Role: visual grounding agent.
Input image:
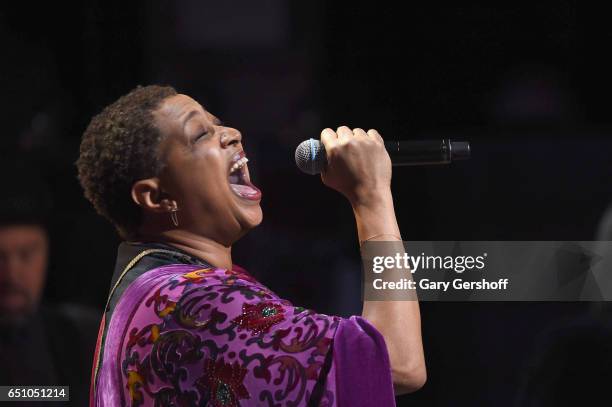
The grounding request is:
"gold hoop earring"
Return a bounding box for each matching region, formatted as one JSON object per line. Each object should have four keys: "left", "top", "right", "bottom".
{"left": 170, "top": 206, "right": 179, "bottom": 227}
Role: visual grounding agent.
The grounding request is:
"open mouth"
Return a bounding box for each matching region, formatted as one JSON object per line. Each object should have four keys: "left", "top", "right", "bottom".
{"left": 228, "top": 152, "right": 262, "bottom": 201}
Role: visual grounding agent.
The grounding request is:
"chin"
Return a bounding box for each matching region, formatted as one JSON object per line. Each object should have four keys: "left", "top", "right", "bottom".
{"left": 243, "top": 205, "right": 263, "bottom": 229}
{"left": 235, "top": 204, "right": 263, "bottom": 234}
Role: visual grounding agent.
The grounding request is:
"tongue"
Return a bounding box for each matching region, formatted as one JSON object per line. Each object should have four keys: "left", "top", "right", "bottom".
{"left": 230, "top": 183, "right": 260, "bottom": 199}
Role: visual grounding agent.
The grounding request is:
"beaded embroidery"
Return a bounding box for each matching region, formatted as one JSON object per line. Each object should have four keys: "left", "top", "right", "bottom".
{"left": 231, "top": 302, "right": 285, "bottom": 335}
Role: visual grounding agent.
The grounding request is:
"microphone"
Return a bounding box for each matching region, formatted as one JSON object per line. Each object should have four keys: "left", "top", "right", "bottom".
{"left": 295, "top": 138, "right": 471, "bottom": 175}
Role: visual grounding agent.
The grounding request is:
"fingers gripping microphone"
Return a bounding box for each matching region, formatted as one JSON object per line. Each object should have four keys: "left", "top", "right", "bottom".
{"left": 295, "top": 139, "right": 471, "bottom": 175}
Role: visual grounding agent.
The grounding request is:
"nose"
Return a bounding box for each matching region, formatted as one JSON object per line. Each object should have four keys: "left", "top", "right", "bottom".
{"left": 220, "top": 127, "right": 242, "bottom": 148}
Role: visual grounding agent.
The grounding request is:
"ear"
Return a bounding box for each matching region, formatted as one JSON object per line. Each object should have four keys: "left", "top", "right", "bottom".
{"left": 131, "top": 178, "right": 174, "bottom": 213}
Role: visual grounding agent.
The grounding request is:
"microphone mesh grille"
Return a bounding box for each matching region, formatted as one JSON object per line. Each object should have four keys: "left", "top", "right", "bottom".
{"left": 295, "top": 139, "right": 326, "bottom": 175}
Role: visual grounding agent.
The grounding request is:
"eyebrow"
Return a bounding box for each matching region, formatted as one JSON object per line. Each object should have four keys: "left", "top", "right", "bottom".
{"left": 182, "top": 110, "right": 203, "bottom": 128}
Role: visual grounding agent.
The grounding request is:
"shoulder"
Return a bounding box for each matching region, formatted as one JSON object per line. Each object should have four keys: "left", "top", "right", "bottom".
{"left": 114, "top": 265, "right": 342, "bottom": 405}
{"left": 132, "top": 264, "right": 340, "bottom": 338}
{"left": 118, "top": 264, "right": 296, "bottom": 341}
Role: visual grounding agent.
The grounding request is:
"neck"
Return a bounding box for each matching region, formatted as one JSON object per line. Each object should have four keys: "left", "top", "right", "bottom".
{"left": 137, "top": 229, "right": 233, "bottom": 270}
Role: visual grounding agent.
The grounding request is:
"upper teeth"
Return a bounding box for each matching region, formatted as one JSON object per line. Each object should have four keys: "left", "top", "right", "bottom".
{"left": 230, "top": 157, "right": 248, "bottom": 174}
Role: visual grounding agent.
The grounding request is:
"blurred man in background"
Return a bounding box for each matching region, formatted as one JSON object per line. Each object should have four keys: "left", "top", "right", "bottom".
{"left": 0, "top": 157, "right": 99, "bottom": 405}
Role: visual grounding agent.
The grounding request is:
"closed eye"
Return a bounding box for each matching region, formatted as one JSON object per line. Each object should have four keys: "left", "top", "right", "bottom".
{"left": 195, "top": 131, "right": 210, "bottom": 142}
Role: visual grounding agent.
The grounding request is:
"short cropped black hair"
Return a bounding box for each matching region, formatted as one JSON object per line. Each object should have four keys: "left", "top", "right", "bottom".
{"left": 76, "top": 85, "right": 177, "bottom": 239}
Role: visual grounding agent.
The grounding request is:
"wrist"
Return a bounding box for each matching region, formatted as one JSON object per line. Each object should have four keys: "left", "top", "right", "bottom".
{"left": 350, "top": 187, "right": 393, "bottom": 212}
{"left": 351, "top": 188, "right": 400, "bottom": 240}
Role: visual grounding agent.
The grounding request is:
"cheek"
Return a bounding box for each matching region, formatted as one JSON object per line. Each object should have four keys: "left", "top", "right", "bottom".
{"left": 26, "top": 252, "right": 47, "bottom": 280}
{"left": 168, "top": 152, "right": 227, "bottom": 198}
{"left": 173, "top": 161, "right": 237, "bottom": 223}
{"left": 19, "top": 254, "right": 47, "bottom": 295}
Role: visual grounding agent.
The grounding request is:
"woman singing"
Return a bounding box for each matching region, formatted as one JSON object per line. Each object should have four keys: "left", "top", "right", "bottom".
{"left": 77, "top": 85, "right": 425, "bottom": 406}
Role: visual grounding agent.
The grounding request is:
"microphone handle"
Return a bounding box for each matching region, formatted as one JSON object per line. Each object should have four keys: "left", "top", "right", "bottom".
{"left": 384, "top": 139, "right": 468, "bottom": 166}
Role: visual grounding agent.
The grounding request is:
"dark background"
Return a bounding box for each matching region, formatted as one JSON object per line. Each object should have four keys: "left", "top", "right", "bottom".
{"left": 2, "top": 1, "right": 611, "bottom": 405}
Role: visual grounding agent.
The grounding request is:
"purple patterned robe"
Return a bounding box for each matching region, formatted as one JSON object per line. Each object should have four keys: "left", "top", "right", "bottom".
{"left": 92, "top": 264, "right": 395, "bottom": 406}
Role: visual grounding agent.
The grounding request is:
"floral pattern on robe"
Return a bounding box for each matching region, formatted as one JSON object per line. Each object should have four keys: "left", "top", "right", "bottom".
{"left": 93, "top": 264, "right": 395, "bottom": 407}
